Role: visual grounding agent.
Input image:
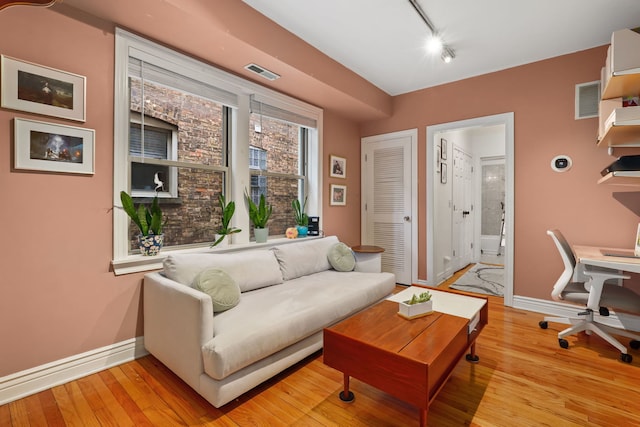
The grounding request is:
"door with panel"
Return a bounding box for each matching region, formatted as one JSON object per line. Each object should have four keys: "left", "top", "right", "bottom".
{"left": 361, "top": 131, "right": 414, "bottom": 285}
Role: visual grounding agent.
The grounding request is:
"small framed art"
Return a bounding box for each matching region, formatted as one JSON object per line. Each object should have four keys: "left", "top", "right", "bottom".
{"left": 14, "top": 118, "right": 95, "bottom": 175}
{"left": 1, "top": 55, "right": 86, "bottom": 122}
{"left": 330, "top": 155, "right": 346, "bottom": 178}
{"left": 330, "top": 184, "right": 347, "bottom": 206}
{"left": 440, "top": 162, "right": 447, "bottom": 184}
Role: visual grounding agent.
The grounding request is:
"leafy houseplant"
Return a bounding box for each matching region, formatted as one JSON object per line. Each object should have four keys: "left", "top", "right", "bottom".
{"left": 211, "top": 194, "right": 241, "bottom": 247}
{"left": 292, "top": 197, "right": 309, "bottom": 237}
{"left": 120, "top": 191, "right": 165, "bottom": 256}
{"left": 399, "top": 291, "right": 433, "bottom": 319}
{"left": 245, "top": 191, "right": 272, "bottom": 243}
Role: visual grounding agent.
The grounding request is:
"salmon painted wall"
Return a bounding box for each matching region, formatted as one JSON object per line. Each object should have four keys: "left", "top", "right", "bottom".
{"left": 0, "top": 7, "right": 361, "bottom": 377}
{"left": 361, "top": 47, "right": 640, "bottom": 298}
{"left": 322, "top": 109, "right": 362, "bottom": 247}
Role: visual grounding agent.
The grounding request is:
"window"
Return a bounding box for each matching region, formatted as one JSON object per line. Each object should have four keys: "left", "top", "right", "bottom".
{"left": 129, "top": 114, "right": 177, "bottom": 197}
{"left": 113, "top": 29, "right": 322, "bottom": 274}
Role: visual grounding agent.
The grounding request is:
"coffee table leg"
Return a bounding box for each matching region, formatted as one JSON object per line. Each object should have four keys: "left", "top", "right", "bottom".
{"left": 339, "top": 373, "right": 355, "bottom": 402}
{"left": 420, "top": 407, "right": 427, "bottom": 427}
{"left": 465, "top": 341, "right": 480, "bottom": 363}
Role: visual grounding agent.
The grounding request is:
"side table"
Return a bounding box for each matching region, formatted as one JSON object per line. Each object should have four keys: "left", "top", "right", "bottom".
{"left": 351, "top": 245, "right": 384, "bottom": 273}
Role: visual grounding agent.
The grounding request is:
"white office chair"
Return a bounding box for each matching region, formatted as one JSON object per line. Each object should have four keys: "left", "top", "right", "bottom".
{"left": 539, "top": 229, "right": 640, "bottom": 363}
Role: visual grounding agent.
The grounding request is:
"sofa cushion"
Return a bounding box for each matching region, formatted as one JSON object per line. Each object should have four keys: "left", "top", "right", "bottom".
{"left": 202, "top": 269, "right": 396, "bottom": 380}
{"left": 163, "top": 250, "right": 283, "bottom": 292}
{"left": 327, "top": 242, "right": 356, "bottom": 272}
{"left": 271, "top": 236, "right": 339, "bottom": 281}
{"left": 193, "top": 268, "right": 241, "bottom": 313}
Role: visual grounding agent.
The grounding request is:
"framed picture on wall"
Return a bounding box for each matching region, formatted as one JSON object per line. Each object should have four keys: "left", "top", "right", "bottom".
{"left": 1, "top": 55, "right": 86, "bottom": 122}
{"left": 14, "top": 118, "right": 95, "bottom": 174}
{"left": 330, "top": 184, "right": 347, "bottom": 206}
{"left": 440, "top": 138, "right": 447, "bottom": 160}
{"left": 440, "top": 162, "right": 447, "bottom": 184}
{"left": 330, "top": 155, "right": 346, "bottom": 178}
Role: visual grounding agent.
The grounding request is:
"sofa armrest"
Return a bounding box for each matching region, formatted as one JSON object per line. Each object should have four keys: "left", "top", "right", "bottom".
{"left": 144, "top": 271, "right": 214, "bottom": 390}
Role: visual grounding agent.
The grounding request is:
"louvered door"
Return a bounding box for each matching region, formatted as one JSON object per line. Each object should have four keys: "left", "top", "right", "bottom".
{"left": 362, "top": 136, "right": 412, "bottom": 284}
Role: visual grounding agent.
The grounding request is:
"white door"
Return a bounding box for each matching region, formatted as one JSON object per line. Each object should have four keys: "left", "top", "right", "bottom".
{"left": 362, "top": 131, "right": 415, "bottom": 285}
{"left": 452, "top": 146, "right": 474, "bottom": 271}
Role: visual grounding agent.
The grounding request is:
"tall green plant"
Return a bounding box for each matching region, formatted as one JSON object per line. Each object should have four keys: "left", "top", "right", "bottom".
{"left": 211, "top": 194, "right": 241, "bottom": 247}
{"left": 292, "top": 197, "right": 308, "bottom": 226}
{"left": 120, "top": 191, "right": 164, "bottom": 237}
{"left": 245, "top": 191, "right": 272, "bottom": 229}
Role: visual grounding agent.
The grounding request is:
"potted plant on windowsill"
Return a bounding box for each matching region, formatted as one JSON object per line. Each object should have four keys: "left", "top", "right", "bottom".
{"left": 211, "top": 194, "right": 241, "bottom": 247}
{"left": 398, "top": 291, "right": 433, "bottom": 319}
{"left": 120, "top": 191, "right": 165, "bottom": 256}
{"left": 245, "top": 191, "right": 272, "bottom": 243}
{"left": 292, "top": 196, "right": 309, "bottom": 238}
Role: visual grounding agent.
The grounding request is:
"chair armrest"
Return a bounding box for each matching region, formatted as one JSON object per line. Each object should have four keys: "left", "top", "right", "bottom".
{"left": 582, "top": 268, "right": 630, "bottom": 311}
{"left": 143, "top": 272, "right": 214, "bottom": 390}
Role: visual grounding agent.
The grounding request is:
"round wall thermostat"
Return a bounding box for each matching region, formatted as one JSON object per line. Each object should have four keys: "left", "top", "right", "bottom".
{"left": 551, "top": 155, "right": 572, "bottom": 172}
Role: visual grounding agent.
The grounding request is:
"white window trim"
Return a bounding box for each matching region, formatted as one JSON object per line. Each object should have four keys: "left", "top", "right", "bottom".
{"left": 112, "top": 28, "right": 323, "bottom": 275}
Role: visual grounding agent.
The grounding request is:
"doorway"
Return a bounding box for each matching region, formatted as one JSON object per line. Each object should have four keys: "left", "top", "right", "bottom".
{"left": 426, "top": 113, "right": 514, "bottom": 306}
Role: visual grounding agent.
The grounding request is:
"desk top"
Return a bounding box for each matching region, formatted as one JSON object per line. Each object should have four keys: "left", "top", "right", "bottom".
{"left": 573, "top": 245, "right": 640, "bottom": 274}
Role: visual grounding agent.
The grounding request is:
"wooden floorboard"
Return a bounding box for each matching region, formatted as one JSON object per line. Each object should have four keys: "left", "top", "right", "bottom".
{"left": 4, "top": 268, "right": 640, "bottom": 426}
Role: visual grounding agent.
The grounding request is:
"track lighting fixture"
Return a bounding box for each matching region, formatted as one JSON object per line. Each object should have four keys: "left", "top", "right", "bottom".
{"left": 407, "top": 0, "right": 455, "bottom": 63}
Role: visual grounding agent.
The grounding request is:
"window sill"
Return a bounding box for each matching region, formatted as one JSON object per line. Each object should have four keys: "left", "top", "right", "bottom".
{"left": 110, "top": 235, "right": 321, "bottom": 276}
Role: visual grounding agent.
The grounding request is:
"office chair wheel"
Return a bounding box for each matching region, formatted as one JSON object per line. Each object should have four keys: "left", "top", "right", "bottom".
{"left": 539, "top": 321, "right": 548, "bottom": 329}
{"left": 620, "top": 353, "right": 633, "bottom": 363}
{"left": 599, "top": 307, "right": 610, "bottom": 316}
{"left": 630, "top": 340, "right": 640, "bottom": 350}
{"left": 558, "top": 338, "right": 569, "bottom": 349}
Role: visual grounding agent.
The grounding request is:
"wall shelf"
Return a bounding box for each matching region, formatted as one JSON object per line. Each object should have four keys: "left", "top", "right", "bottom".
{"left": 601, "top": 29, "right": 640, "bottom": 99}
{"left": 597, "top": 107, "right": 640, "bottom": 147}
{"left": 598, "top": 171, "right": 640, "bottom": 185}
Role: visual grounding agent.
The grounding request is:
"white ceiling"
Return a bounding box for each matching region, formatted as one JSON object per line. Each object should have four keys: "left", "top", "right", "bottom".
{"left": 243, "top": 0, "right": 640, "bottom": 96}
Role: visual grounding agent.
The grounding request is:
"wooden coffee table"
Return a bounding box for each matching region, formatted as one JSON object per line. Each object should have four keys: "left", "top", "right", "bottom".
{"left": 323, "top": 288, "right": 487, "bottom": 427}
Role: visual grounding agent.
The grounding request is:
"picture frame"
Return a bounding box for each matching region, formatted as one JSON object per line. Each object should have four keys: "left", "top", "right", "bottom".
{"left": 330, "top": 184, "right": 347, "bottom": 206}
{"left": 330, "top": 155, "right": 346, "bottom": 178}
{"left": 440, "top": 138, "right": 447, "bottom": 160}
{"left": 14, "top": 118, "right": 95, "bottom": 175}
{"left": 440, "top": 162, "right": 447, "bottom": 184}
{"left": 1, "top": 55, "right": 86, "bottom": 122}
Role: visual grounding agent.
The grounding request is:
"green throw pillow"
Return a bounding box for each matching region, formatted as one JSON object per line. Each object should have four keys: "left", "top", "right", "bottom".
{"left": 327, "top": 242, "right": 356, "bottom": 272}
{"left": 193, "top": 268, "right": 241, "bottom": 313}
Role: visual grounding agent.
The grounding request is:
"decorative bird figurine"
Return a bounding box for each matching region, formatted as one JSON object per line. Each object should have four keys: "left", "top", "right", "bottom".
{"left": 154, "top": 172, "right": 165, "bottom": 192}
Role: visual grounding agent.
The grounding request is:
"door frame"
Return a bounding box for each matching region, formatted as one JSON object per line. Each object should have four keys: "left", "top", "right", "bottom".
{"left": 426, "top": 113, "right": 514, "bottom": 307}
{"left": 361, "top": 128, "right": 418, "bottom": 285}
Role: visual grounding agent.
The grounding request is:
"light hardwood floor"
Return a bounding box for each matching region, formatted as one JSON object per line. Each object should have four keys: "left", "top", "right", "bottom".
{"left": 3, "top": 270, "right": 640, "bottom": 426}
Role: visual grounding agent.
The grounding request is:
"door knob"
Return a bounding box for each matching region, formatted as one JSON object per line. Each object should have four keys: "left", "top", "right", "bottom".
{"left": 462, "top": 211, "right": 470, "bottom": 217}
{"left": 404, "top": 216, "right": 411, "bottom": 222}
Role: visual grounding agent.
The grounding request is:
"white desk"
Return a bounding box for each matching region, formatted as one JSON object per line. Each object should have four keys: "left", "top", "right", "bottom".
{"left": 573, "top": 245, "right": 640, "bottom": 274}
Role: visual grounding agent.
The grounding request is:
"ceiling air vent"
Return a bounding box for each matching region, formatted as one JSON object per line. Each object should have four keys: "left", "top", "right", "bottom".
{"left": 244, "top": 63, "right": 280, "bottom": 81}
{"left": 575, "top": 81, "right": 600, "bottom": 120}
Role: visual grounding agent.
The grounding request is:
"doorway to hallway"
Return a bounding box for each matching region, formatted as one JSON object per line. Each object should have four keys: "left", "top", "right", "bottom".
{"left": 426, "top": 113, "right": 514, "bottom": 307}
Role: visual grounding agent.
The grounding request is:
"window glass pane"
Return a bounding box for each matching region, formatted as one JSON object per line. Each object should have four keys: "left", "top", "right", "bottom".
{"left": 130, "top": 77, "right": 224, "bottom": 167}
{"left": 126, "top": 165, "right": 225, "bottom": 253}
{"left": 131, "top": 163, "right": 170, "bottom": 193}
{"left": 130, "top": 124, "right": 169, "bottom": 159}
{"left": 248, "top": 175, "right": 302, "bottom": 237}
{"left": 249, "top": 113, "right": 299, "bottom": 175}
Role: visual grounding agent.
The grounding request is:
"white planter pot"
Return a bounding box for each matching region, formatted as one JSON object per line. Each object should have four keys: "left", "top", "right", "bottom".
{"left": 254, "top": 227, "right": 269, "bottom": 243}
{"left": 398, "top": 299, "right": 433, "bottom": 319}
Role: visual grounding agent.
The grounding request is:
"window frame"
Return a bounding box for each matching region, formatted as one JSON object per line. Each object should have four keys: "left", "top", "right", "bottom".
{"left": 112, "top": 28, "right": 323, "bottom": 275}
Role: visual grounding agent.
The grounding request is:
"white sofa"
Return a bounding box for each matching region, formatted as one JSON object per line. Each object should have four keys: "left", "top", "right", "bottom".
{"left": 143, "top": 236, "right": 396, "bottom": 407}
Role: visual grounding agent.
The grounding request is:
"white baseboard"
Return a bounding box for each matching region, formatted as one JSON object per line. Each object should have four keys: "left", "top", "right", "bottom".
{"left": 0, "top": 336, "right": 148, "bottom": 405}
